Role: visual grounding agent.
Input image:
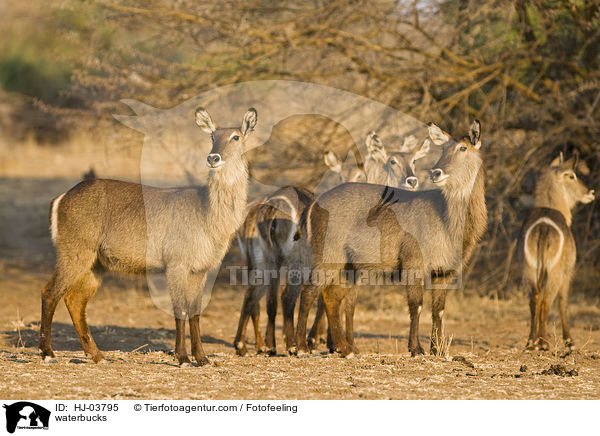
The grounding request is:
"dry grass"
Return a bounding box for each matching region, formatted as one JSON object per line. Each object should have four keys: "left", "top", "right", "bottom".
{"left": 0, "top": 128, "right": 142, "bottom": 180}
{"left": 2, "top": 275, "right": 600, "bottom": 400}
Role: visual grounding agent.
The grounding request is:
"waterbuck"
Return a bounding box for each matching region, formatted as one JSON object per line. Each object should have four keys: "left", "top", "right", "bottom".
{"left": 233, "top": 133, "right": 431, "bottom": 356}
{"left": 295, "top": 121, "right": 487, "bottom": 357}
{"left": 233, "top": 150, "right": 366, "bottom": 356}
{"left": 40, "top": 107, "right": 257, "bottom": 366}
{"left": 233, "top": 186, "right": 315, "bottom": 356}
{"left": 518, "top": 152, "right": 594, "bottom": 351}
{"left": 306, "top": 133, "right": 432, "bottom": 352}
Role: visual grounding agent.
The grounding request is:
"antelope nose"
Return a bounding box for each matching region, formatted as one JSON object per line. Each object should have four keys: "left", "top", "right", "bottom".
{"left": 406, "top": 177, "right": 418, "bottom": 188}
{"left": 206, "top": 153, "right": 222, "bottom": 168}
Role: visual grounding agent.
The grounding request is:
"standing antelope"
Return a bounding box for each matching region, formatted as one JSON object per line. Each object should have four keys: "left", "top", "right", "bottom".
{"left": 306, "top": 133, "right": 432, "bottom": 352}
{"left": 233, "top": 150, "right": 365, "bottom": 356}
{"left": 233, "top": 186, "right": 315, "bottom": 356}
{"left": 234, "top": 133, "right": 430, "bottom": 357}
{"left": 40, "top": 107, "right": 257, "bottom": 366}
{"left": 295, "top": 121, "right": 487, "bottom": 357}
{"left": 518, "top": 153, "right": 594, "bottom": 351}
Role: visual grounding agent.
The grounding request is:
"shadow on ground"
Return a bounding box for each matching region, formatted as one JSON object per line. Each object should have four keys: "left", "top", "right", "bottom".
{"left": 2, "top": 322, "right": 231, "bottom": 353}
{"left": 354, "top": 331, "right": 489, "bottom": 347}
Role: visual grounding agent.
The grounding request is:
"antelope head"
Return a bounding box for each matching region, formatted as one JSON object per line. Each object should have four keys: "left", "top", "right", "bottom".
{"left": 384, "top": 135, "right": 431, "bottom": 190}
{"left": 323, "top": 151, "right": 367, "bottom": 183}
{"left": 429, "top": 120, "right": 483, "bottom": 197}
{"left": 195, "top": 107, "right": 257, "bottom": 171}
{"left": 546, "top": 152, "right": 595, "bottom": 207}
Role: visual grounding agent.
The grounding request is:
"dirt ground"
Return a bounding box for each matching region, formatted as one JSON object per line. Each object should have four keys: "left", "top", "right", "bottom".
{"left": 1, "top": 177, "right": 600, "bottom": 400}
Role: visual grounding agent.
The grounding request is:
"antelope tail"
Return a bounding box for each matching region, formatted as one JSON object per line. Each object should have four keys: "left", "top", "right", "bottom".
{"left": 524, "top": 217, "right": 564, "bottom": 295}
{"left": 535, "top": 234, "right": 548, "bottom": 295}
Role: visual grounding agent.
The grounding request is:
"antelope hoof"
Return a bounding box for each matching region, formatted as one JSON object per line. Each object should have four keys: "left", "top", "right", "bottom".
{"left": 287, "top": 346, "right": 297, "bottom": 356}
{"left": 410, "top": 344, "right": 425, "bottom": 357}
{"left": 178, "top": 356, "right": 192, "bottom": 367}
{"left": 235, "top": 343, "right": 248, "bottom": 357}
{"left": 266, "top": 348, "right": 277, "bottom": 357}
{"left": 296, "top": 344, "right": 310, "bottom": 357}
{"left": 307, "top": 337, "right": 318, "bottom": 351}
{"left": 565, "top": 339, "right": 575, "bottom": 351}
{"left": 525, "top": 341, "right": 537, "bottom": 351}
{"left": 42, "top": 355, "right": 57, "bottom": 364}
{"left": 335, "top": 343, "right": 354, "bottom": 357}
{"left": 92, "top": 353, "right": 106, "bottom": 364}
{"left": 196, "top": 356, "right": 210, "bottom": 367}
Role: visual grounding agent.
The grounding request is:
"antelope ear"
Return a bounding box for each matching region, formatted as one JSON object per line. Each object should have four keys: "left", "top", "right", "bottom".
{"left": 195, "top": 107, "right": 216, "bottom": 133}
{"left": 365, "top": 131, "right": 384, "bottom": 152}
{"left": 241, "top": 108, "right": 258, "bottom": 137}
{"left": 324, "top": 151, "right": 342, "bottom": 174}
{"left": 413, "top": 139, "right": 431, "bottom": 162}
{"left": 399, "top": 135, "right": 418, "bottom": 153}
{"left": 428, "top": 123, "right": 451, "bottom": 145}
{"left": 365, "top": 131, "right": 387, "bottom": 163}
{"left": 577, "top": 158, "right": 590, "bottom": 176}
{"left": 550, "top": 152, "right": 564, "bottom": 169}
{"left": 572, "top": 151, "right": 580, "bottom": 171}
{"left": 469, "top": 120, "right": 481, "bottom": 149}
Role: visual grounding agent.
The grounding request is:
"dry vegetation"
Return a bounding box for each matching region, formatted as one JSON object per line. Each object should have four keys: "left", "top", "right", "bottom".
{"left": 0, "top": 0, "right": 599, "bottom": 399}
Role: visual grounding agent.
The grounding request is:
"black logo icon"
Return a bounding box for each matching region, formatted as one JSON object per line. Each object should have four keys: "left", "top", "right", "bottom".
{"left": 3, "top": 402, "right": 50, "bottom": 433}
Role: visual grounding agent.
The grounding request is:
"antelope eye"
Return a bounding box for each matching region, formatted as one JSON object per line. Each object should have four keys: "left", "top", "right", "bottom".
{"left": 232, "top": 135, "right": 240, "bottom": 141}
{"left": 569, "top": 174, "right": 575, "bottom": 180}
{"left": 459, "top": 146, "right": 467, "bottom": 152}
{"left": 390, "top": 158, "right": 397, "bottom": 165}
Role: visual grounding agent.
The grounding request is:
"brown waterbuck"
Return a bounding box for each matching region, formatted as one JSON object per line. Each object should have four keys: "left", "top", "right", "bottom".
{"left": 233, "top": 185, "right": 315, "bottom": 356}
{"left": 233, "top": 150, "right": 365, "bottom": 356}
{"left": 306, "top": 133, "right": 432, "bottom": 352}
{"left": 295, "top": 121, "right": 487, "bottom": 357}
{"left": 517, "top": 152, "right": 594, "bottom": 351}
{"left": 40, "top": 107, "right": 257, "bottom": 366}
{"left": 233, "top": 133, "right": 431, "bottom": 356}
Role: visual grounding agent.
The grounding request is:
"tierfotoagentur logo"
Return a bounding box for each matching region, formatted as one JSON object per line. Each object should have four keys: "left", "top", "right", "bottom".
{"left": 227, "top": 266, "right": 460, "bottom": 289}
{"left": 3, "top": 402, "right": 50, "bottom": 433}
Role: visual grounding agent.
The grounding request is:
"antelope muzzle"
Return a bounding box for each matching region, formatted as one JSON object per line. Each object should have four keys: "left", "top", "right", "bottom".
{"left": 206, "top": 153, "right": 224, "bottom": 169}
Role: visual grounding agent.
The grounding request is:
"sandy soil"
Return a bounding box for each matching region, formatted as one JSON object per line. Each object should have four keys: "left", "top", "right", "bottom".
{"left": 1, "top": 177, "right": 599, "bottom": 400}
